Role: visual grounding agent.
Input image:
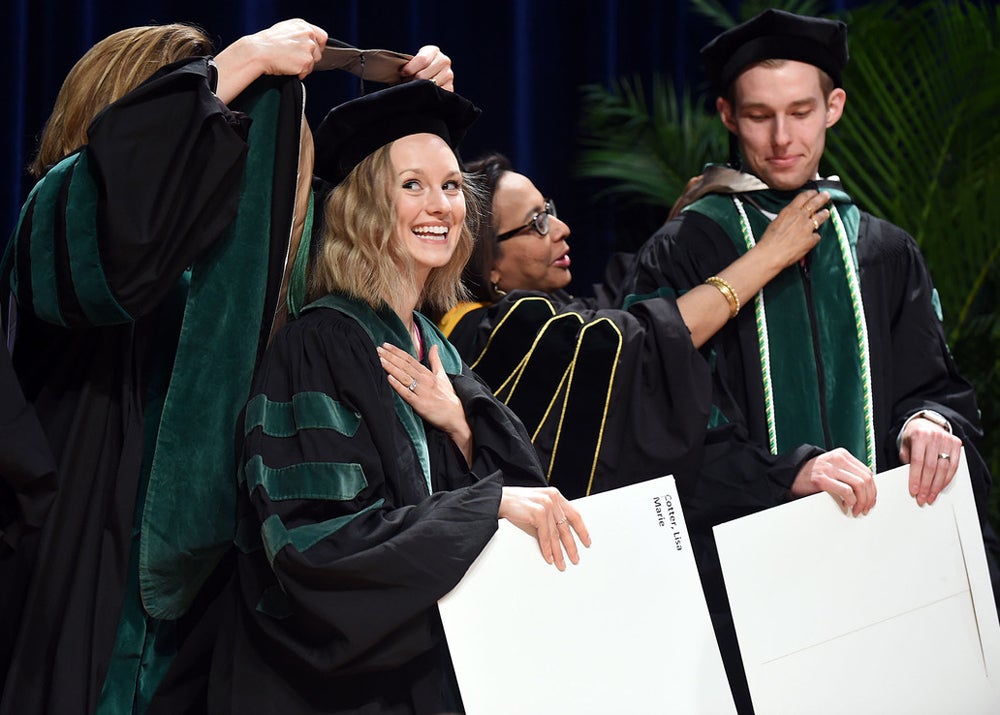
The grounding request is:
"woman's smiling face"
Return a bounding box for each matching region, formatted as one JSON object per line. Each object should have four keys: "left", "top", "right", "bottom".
{"left": 390, "top": 133, "right": 466, "bottom": 283}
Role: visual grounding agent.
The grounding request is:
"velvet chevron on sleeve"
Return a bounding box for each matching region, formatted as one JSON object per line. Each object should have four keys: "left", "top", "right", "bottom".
{"left": 443, "top": 289, "right": 712, "bottom": 499}
{"left": 6, "top": 60, "right": 250, "bottom": 329}
{"left": 0, "top": 60, "right": 304, "bottom": 715}
{"left": 210, "top": 296, "right": 544, "bottom": 715}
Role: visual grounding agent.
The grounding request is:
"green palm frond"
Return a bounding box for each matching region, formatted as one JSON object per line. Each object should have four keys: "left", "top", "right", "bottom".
{"left": 577, "top": 75, "right": 727, "bottom": 209}
{"left": 826, "top": 0, "right": 1000, "bottom": 345}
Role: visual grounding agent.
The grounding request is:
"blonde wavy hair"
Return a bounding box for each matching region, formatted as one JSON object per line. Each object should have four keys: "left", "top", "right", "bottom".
{"left": 31, "top": 24, "right": 213, "bottom": 177}
{"left": 310, "top": 142, "right": 481, "bottom": 314}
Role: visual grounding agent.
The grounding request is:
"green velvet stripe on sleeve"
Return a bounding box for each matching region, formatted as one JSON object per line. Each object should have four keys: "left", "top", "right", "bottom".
{"left": 4, "top": 166, "right": 46, "bottom": 302}
{"left": 25, "top": 154, "right": 77, "bottom": 326}
{"left": 63, "top": 151, "right": 132, "bottom": 325}
{"left": 244, "top": 391, "right": 361, "bottom": 438}
{"left": 244, "top": 454, "right": 368, "bottom": 502}
{"left": 621, "top": 285, "right": 679, "bottom": 311}
{"left": 260, "top": 499, "right": 385, "bottom": 566}
{"left": 17, "top": 151, "right": 131, "bottom": 327}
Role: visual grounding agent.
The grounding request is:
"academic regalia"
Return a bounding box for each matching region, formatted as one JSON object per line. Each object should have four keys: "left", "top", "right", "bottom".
{"left": 625, "top": 175, "right": 1000, "bottom": 713}
{"left": 0, "top": 58, "right": 306, "bottom": 714}
{"left": 0, "top": 323, "right": 57, "bottom": 682}
{"left": 441, "top": 288, "right": 712, "bottom": 499}
{"left": 208, "top": 294, "right": 545, "bottom": 714}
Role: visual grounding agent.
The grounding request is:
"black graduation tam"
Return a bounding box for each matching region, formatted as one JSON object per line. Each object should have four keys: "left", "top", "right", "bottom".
{"left": 313, "top": 80, "right": 481, "bottom": 185}
{"left": 701, "top": 9, "right": 848, "bottom": 94}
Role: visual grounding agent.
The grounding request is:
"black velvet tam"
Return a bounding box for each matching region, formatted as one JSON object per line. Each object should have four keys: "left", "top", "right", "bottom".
{"left": 313, "top": 80, "right": 481, "bottom": 185}
{"left": 701, "top": 8, "right": 848, "bottom": 94}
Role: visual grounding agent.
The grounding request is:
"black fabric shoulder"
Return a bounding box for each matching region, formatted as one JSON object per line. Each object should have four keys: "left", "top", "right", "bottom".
{"left": 856, "top": 212, "right": 920, "bottom": 265}
{"left": 263, "top": 308, "right": 381, "bottom": 387}
{"left": 451, "top": 370, "right": 545, "bottom": 488}
{"left": 627, "top": 211, "right": 739, "bottom": 296}
{"left": 86, "top": 58, "right": 250, "bottom": 317}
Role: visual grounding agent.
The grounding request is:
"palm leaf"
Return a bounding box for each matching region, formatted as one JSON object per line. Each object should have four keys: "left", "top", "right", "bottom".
{"left": 816, "top": 0, "right": 1000, "bottom": 533}
{"left": 827, "top": 0, "right": 1000, "bottom": 344}
{"left": 576, "top": 75, "right": 727, "bottom": 209}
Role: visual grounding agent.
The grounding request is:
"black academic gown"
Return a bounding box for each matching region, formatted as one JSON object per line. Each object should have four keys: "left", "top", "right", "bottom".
{"left": 0, "top": 59, "right": 303, "bottom": 714}
{"left": 0, "top": 323, "right": 57, "bottom": 681}
{"left": 207, "top": 294, "right": 545, "bottom": 714}
{"left": 444, "top": 288, "right": 711, "bottom": 499}
{"left": 627, "top": 198, "right": 1000, "bottom": 714}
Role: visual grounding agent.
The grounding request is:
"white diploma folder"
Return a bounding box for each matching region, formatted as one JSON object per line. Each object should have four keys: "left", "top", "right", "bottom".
{"left": 714, "top": 452, "right": 1000, "bottom": 713}
{"left": 438, "top": 475, "right": 736, "bottom": 715}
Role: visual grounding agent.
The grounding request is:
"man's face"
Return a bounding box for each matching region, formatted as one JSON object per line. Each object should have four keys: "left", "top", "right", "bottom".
{"left": 718, "top": 60, "right": 846, "bottom": 191}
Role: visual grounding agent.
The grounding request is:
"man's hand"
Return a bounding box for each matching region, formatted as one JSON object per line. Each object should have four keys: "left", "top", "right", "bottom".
{"left": 900, "top": 416, "right": 961, "bottom": 505}
{"left": 791, "top": 447, "right": 876, "bottom": 516}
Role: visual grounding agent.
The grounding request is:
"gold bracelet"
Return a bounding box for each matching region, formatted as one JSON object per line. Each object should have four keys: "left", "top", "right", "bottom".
{"left": 705, "top": 275, "right": 741, "bottom": 319}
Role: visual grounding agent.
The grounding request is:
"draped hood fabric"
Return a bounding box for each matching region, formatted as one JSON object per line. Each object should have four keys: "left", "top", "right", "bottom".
{"left": 0, "top": 59, "right": 306, "bottom": 714}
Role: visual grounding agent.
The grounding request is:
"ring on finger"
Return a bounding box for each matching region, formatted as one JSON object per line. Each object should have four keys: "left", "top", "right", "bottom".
{"left": 556, "top": 516, "right": 568, "bottom": 526}
{"left": 407, "top": 378, "right": 418, "bottom": 392}
{"left": 938, "top": 452, "right": 951, "bottom": 460}
{"left": 811, "top": 216, "right": 819, "bottom": 231}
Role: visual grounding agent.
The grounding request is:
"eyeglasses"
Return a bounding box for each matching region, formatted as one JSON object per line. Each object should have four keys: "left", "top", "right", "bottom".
{"left": 496, "top": 199, "right": 557, "bottom": 241}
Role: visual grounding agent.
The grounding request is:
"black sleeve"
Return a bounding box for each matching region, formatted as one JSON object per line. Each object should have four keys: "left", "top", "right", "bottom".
{"left": 581, "top": 294, "right": 713, "bottom": 494}
{"left": 0, "top": 325, "right": 56, "bottom": 551}
{"left": 235, "top": 312, "right": 513, "bottom": 676}
{"left": 867, "top": 218, "right": 985, "bottom": 450}
{"left": 451, "top": 368, "right": 547, "bottom": 489}
{"left": 625, "top": 213, "right": 734, "bottom": 297}
{"left": 860, "top": 215, "right": 992, "bottom": 510}
{"left": 9, "top": 58, "right": 250, "bottom": 327}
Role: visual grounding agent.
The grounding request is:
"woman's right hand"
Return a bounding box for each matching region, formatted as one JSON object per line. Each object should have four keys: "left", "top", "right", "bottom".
{"left": 677, "top": 190, "right": 832, "bottom": 348}
{"left": 242, "top": 18, "right": 328, "bottom": 79}
{"left": 755, "top": 189, "right": 830, "bottom": 268}
{"left": 214, "top": 19, "right": 328, "bottom": 103}
{"left": 499, "top": 486, "right": 591, "bottom": 571}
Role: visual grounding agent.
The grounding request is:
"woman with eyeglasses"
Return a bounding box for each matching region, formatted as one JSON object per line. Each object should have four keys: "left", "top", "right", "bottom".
{"left": 436, "top": 152, "right": 826, "bottom": 499}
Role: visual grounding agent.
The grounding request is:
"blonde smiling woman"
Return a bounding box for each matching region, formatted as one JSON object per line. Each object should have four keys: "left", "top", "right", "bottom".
{"left": 208, "top": 81, "right": 589, "bottom": 714}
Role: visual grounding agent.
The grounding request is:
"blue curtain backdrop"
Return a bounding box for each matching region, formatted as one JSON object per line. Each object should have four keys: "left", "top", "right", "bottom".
{"left": 2, "top": 0, "right": 853, "bottom": 292}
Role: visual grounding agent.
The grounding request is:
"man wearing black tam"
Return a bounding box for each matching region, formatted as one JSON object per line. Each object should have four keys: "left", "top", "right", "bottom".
{"left": 625, "top": 8, "right": 1000, "bottom": 713}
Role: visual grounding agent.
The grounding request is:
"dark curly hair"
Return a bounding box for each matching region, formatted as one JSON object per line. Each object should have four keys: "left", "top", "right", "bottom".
{"left": 461, "top": 152, "right": 514, "bottom": 303}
